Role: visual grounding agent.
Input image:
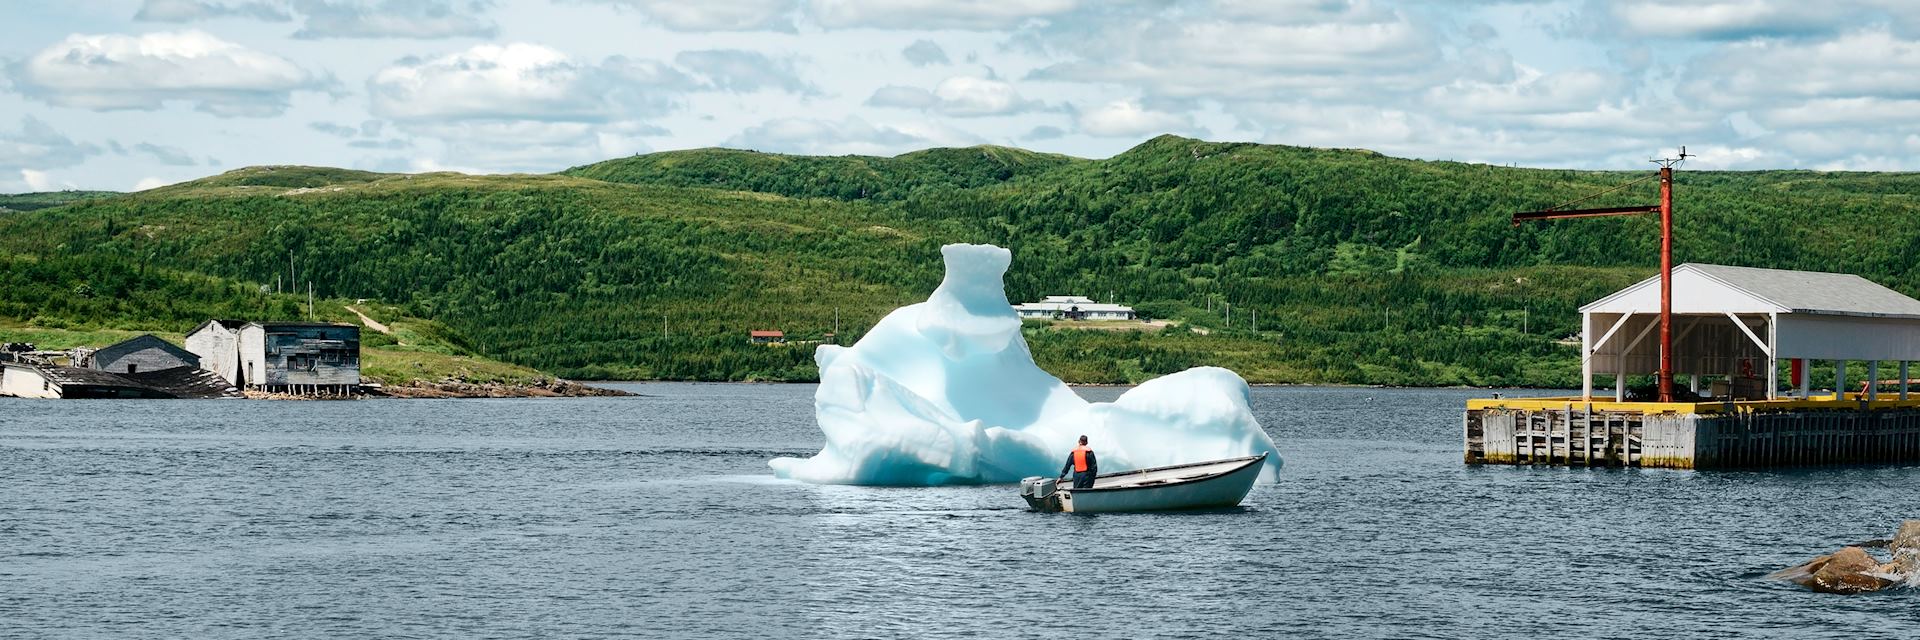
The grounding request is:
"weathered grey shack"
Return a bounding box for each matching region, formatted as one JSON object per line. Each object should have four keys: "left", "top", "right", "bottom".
{"left": 185, "top": 320, "right": 247, "bottom": 385}
{"left": 237, "top": 322, "right": 361, "bottom": 394}
{"left": 89, "top": 334, "right": 200, "bottom": 375}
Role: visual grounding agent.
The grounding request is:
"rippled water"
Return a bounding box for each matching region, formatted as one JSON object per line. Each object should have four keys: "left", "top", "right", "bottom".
{"left": 3, "top": 384, "right": 1915, "bottom": 638}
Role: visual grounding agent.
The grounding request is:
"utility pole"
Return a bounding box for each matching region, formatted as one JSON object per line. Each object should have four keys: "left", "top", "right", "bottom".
{"left": 1225, "top": 302, "right": 1231, "bottom": 328}
{"left": 662, "top": 312, "right": 668, "bottom": 339}
{"left": 1251, "top": 308, "right": 1257, "bottom": 332}
{"left": 1512, "top": 146, "right": 1690, "bottom": 402}
{"left": 307, "top": 281, "right": 314, "bottom": 321}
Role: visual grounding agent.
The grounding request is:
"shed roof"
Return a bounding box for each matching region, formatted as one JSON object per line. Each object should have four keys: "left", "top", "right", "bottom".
{"left": 5, "top": 363, "right": 154, "bottom": 389}
{"left": 188, "top": 319, "right": 248, "bottom": 336}
{"left": 750, "top": 330, "right": 785, "bottom": 337}
{"left": 92, "top": 334, "right": 199, "bottom": 369}
{"left": 1581, "top": 263, "right": 1920, "bottom": 320}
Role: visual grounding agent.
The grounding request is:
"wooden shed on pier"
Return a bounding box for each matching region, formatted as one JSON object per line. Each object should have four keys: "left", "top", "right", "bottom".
{"left": 1466, "top": 263, "right": 1920, "bottom": 470}
{"left": 237, "top": 322, "right": 361, "bottom": 394}
{"left": 1580, "top": 263, "right": 1920, "bottom": 402}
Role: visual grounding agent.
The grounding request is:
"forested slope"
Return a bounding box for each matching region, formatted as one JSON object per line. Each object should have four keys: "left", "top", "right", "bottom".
{"left": 5, "top": 137, "right": 1918, "bottom": 385}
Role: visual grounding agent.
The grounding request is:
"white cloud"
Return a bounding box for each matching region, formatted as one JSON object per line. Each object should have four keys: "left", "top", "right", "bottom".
{"left": 0, "top": 117, "right": 101, "bottom": 175}
{"left": 1425, "top": 67, "right": 1626, "bottom": 117}
{"left": 585, "top": 0, "right": 798, "bottom": 32}
{"left": 135, "top": 0, "right": 293, "bottom": 22}
{"left": 674, "top": 50, "right": 815, "bottom": 94}
{"left": 1077, "top": 100, "right": 1195, "bottom": 138}
{"left": 1681, "top": 27, "right": 1920, "bottom": 109}
{"left": 368, "top": 43, "right": 693, "bottom": 171}
{"left": 1754, "top": 98, "right": 1920, "bottom": 128}
{"left": 811, "top": 0, "right": 1079, "bottom": 30}
{"left": 723, "top": 116, "right": 980, "bottom": 156}
{"left": 1601, "top": 0, "right": 1858, "bottom": 40}
{"left": 9, "top": 31, "right": 324, "bottom": 116}
{"left": 134, "top": 142, "right": 201, "bottom": 166}
{"left": 293, "top": 0, "right": 497, "bottom": 39}
{"left": 867, "top": 76, "right": 1038, "bottom": 117}
{"left": 371, "top": 43, "right": 626, "bottom": 121}
{"left": 22, "top": 169, "right": 58, "bottom": 192}
{"left": 902, "top": 40, "right": 949, "bottom": 67}
{"left": 866, "top": 86, "right": 938, "bottom": 109}
{"left": 1028, "top": 8, "right": 1440, "bottom": 102}
{"left": 133, "top": 176, "right": 176, "bottom": 191}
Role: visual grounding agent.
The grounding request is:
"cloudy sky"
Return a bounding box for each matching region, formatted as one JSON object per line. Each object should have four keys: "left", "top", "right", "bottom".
{"left": 3, "top": 0, "right": 1918, "bottom": 192}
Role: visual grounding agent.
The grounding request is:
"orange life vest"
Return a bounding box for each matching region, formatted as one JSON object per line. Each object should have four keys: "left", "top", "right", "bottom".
{"left": 1072, "top": 445, "right": 1091, "bottom": 472}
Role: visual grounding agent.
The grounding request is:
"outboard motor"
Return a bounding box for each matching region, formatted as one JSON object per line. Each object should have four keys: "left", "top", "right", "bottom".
{"left": 1020, "top": 476, "right": 1061, "bottom": 512}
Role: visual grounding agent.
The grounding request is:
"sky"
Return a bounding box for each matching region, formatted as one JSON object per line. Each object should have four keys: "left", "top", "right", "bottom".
{"left": 2, "top": 0, "right": 1918, "bottom": 192}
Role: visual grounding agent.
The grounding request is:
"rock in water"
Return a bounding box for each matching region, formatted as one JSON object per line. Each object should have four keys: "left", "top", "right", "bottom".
{"left": 1891, "top": 520, "right": 1920, "bottom": 578}
{"left": 769, "top": 243, "right": 1283, "bottom": 485}
{"left": 1774, "top": 520, "right": 1920, "bottom": 594}
{"left": 1808, "top": 547, "right": 1894, "bottom": 595}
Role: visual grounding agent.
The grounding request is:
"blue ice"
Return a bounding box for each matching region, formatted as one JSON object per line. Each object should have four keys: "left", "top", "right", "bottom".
{"left": 769, "top": 244, "right": 1282, "bottom": 485}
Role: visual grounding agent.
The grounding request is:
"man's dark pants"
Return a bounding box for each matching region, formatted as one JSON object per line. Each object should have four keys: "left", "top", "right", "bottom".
{"left": 1072, "top": 471, "right": 1095, "bottom": 489}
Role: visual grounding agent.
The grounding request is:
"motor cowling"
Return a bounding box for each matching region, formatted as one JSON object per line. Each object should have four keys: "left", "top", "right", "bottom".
{"left": 1021, "top": 476, "right": 1057, "bottom": 499}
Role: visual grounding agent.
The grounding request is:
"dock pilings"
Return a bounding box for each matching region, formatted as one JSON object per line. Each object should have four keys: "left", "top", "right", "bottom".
{"left": 1465, "top": 400, "right": 1920, "bottom": 469}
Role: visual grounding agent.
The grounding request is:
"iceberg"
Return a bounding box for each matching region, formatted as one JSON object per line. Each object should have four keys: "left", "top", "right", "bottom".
{"left": 769, "top": 243, "right": 1282, "bottom": 486}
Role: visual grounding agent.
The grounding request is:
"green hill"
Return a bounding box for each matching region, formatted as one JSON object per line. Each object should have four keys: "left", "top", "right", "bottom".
{"left": 0, "top": 190, "right": 119, "bottom": 213}
{"left": 4, "top": 138, "right": 1918, "bottom": 386}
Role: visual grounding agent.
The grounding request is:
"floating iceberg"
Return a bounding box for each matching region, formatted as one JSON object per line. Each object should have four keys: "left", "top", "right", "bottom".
{"left": 769, "top": 244, "right": 1282, "bottom": 486}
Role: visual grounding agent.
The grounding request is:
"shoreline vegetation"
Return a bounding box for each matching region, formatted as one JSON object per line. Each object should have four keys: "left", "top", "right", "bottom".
{"left": 5, "top": 135, "right": 1918, "bottom": 391}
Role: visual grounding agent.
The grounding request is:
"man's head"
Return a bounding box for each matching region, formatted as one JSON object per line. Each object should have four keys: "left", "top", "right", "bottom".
{"left": 1078, "top": 435, "right": 1088, "bottom": 445}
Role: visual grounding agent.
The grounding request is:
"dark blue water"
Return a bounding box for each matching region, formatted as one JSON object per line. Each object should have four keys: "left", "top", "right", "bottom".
{"left": 2, "top": 385, "right": 1914, "bottom": 639}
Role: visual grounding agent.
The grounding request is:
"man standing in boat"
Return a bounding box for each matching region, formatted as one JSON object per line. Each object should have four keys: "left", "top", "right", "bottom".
{"left": 1061, "top": 436, "right": 1098, "bottom": 488}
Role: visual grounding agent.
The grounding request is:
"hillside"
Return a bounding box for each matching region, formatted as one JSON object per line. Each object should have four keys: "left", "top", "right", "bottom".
{"left": 4, "top": 137, "right": 1918, "bottom": 386}
{"left": 0, "top": 190, "right": 119, "bottom": 212}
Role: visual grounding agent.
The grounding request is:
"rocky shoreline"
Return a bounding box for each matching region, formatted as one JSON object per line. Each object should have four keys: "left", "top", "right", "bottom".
{"left": 242, "top": 379, "right": 631, "bottom": 400}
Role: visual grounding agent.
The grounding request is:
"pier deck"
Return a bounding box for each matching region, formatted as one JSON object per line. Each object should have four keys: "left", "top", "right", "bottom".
{"left": 1464, "top": 395, "right": 1920, "bottom": 469}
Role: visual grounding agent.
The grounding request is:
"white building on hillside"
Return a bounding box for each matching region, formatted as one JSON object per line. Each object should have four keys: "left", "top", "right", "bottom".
{"left": 1012, "top": 295, "right": 1137, "bottom": 321}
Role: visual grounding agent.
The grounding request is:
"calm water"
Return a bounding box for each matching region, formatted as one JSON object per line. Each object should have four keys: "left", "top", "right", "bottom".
{"left": 2, "top": 385, "right": 1914, "bottom": 639}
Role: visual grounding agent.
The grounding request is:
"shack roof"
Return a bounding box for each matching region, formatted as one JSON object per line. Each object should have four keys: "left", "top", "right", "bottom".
{"left": 245, "top": 322, "right": 358, "bottom": 329}
{"left": 1581, "top": 263, "right": 1920, "bottom": 320}
{"left": 93, "top": 334, "right": 199, "bottom": 369}
{"left": 188, "top": 319, "right": 248, "bottom": 336}
{"left": 750, "top": 330, "right": 785, "bottom": 337}
{"left": 5, "top": 363, "right": 151, "bottom": 388}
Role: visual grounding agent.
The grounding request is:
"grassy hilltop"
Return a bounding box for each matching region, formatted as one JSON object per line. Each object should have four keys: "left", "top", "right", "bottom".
{"left": 4, "top": 136, "right": 1919, "bottom": 386}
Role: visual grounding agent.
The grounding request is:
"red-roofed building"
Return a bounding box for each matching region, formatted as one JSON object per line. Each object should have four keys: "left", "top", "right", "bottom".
{"left": 749, "top": 330, "right": 786, "bottom": 345}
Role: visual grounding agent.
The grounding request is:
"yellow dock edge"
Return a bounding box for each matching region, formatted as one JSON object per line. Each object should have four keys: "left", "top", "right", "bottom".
{"left": 1466, "top": 393, "right": 1920, "bottom": 415}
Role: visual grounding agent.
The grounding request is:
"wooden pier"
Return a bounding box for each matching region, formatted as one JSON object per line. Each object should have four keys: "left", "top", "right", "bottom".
{"left": 1464, "top": 396, "right": 1920, "bottom": 469}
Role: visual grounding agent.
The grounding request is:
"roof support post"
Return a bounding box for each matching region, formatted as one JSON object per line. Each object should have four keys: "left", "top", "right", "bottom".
{"left": 1581, "top": 312, "right": 1593, "bottom": 401}
{"left": 1836, "top": 361, "right": 1848, "bottom": 401}
{"left": 1869, "top": 361, "right": 1880, "bottom": 402}
{"left": 1800, "top": 359, "right": 1811, "bottom": 399}
{"left": 1889, "top": 359, "right": 1904, "bottom": 399}
{"left": 1766, "top": 312, "right": 1777, "bottom": 400}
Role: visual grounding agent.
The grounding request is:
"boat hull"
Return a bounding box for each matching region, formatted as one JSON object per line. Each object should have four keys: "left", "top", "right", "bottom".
{"left": 1020, "top": 453, "right": 1267, "bottom": 513}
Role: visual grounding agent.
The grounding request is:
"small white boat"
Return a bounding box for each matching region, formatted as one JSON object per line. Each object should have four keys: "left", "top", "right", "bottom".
{"left": 1019, "top": 453, "right": 1268, "bottom": 513}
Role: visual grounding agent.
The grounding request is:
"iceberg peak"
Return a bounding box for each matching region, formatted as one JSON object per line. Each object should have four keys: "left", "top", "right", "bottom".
{"left": 916, "top": 243, "right": 1021, "bottom": 360}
